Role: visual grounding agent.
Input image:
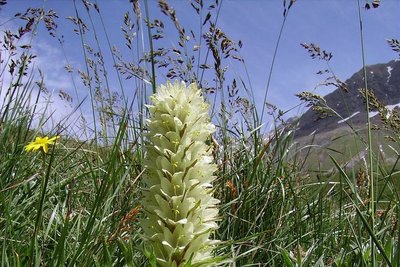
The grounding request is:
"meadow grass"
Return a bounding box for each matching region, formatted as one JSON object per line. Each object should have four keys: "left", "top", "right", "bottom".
{"left": 0, "top": 0, "right": 399, "bottom": 266}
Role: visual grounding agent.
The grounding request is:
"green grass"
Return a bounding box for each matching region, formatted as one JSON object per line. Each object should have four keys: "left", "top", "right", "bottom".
{"left": 0, "top": 1, "right": 400, "bottom": 266}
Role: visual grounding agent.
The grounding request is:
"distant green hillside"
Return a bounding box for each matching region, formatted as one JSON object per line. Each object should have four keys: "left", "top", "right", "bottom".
{"left": 293, "top": 125, "right": 400, "bottom": 171}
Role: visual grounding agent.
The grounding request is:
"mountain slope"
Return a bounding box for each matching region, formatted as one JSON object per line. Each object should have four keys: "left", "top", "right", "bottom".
{"left": 295, "top": 59, "right": 400, "bottom": 138}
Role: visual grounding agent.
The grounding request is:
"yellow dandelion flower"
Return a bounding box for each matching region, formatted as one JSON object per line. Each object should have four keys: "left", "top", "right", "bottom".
{"left": 24, "top": 136, "right": 60, "bottom": 153}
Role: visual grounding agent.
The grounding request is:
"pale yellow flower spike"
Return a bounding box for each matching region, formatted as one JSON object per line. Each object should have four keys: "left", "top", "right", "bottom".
{"left": 24, "top": 136, "right": 60, "bottom": 153}
{"left": 140, "top": 81, "right": 219, "bottom": 267}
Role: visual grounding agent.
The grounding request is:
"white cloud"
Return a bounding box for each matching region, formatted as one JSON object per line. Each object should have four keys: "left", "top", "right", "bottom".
{"left": 0, "top": 17, "right": 90, "bottom": 138}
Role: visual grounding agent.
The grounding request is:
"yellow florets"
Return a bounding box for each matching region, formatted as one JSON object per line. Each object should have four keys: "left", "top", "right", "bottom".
{"left": 24, "top": 136, "right": 60, "bottom": 153}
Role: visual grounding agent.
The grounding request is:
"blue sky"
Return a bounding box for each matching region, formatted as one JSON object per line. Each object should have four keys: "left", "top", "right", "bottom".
{"left": 1, "top": 0, "right": 399, "bottom": 132}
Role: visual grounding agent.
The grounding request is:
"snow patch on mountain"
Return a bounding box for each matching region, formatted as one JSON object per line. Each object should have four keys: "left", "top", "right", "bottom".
{"left": 386, "top": 103, "right": 400, "bottom": 111}
{"left": 369, "top": 111, "right": 379, "bottom": 118}
{"left": 368, "top": 102, "right": 400, "bottom": 119}
{"left": 387, "top": 66, "right": 393, "bottom": 84}
{"left": 338, "top": 111, "right": 360, "bottom": 124}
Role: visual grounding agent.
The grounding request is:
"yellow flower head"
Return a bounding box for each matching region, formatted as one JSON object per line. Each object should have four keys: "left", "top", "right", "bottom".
{"left": 24, "top": 136, "right": 60, "bottom": 153}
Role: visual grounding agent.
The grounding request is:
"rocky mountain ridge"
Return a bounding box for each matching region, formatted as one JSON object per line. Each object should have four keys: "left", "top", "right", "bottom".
{"left": 295, "top": 59, "right": 400, "bottom": 137}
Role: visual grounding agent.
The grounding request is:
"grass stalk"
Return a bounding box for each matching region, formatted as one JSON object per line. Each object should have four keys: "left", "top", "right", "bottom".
{"left": 357, "top": 0, "right": 375, "bottom": 265}
{"left": 260, "top": 6, "right": 291, "bottom": 123}
{"left": 144, "top": 0, "right": 156, "bottom": 94}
